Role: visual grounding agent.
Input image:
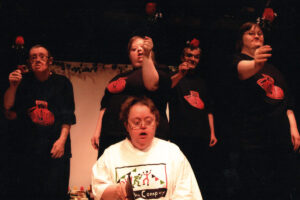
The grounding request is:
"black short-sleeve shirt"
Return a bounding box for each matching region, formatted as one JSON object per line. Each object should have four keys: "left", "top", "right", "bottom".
{"left": 14, "top": 72, "right": 76, "bottom": 157}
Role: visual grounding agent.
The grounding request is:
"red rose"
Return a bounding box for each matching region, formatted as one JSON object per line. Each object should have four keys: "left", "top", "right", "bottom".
{"left": 15, "top": 36, "right": 24, "bottom": 45}
{"left": 262, "top": 8, "right": 275, "bottom": 22}
{"left": 189, "top": 38, "right": 200, "bottom": 48}
{"left": 145, "top": 2, "right": 157, "bottom": 16}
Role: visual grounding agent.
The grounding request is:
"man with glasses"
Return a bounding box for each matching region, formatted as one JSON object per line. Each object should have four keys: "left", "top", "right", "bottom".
{"left": 167, "top": 39, "right": 219, "bottom": 200}
{"left": 3, "top": 45, "right": 76, "bottom": 199}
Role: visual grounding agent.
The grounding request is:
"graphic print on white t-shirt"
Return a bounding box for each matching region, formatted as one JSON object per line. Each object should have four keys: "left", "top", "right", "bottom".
{"left": 116, "top": 163, "right": 167, "bottom": 199}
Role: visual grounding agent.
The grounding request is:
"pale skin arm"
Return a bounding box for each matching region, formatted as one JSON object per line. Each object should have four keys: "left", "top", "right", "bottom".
{"left": 142, "top": 36, "right": 159, "bottom": 91}
{"left": 238, "top": 45, "right": 272, "bottom": 80}
{"left": 3, "top": 69, "right": 23, "bottom": 120}
{"left": 3, "top": 69, "right": 22, "bottom": 110}
{"left": 170, "top": 62, "right": 189, "bottom": 88}
{"left": 286, "top": 109, "right": 300, "bottom": 151}
{"left": 208, "top": 113, "right": 217, "bottom": 147}
{"left": 101, "top": 184, "right": 127, "bottom": 200}
{"left": 51, "top": 124, "right": 71, "bottom": 159}
{"left": 91, "top": 109, "right": 106, "bottom": 150}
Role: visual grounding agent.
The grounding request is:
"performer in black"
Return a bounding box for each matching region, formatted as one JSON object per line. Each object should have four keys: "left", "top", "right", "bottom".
{"left": 168, "top": 38, "right": 219, "bottom": 200}
{"left": 232, "top": 22, "right": 300, "bottom": 200}
{"left": 91, "top": 36, "right": 171, "bottom": 158}
{"left": 4, "top": 45, "right": 76, "bottom": 200}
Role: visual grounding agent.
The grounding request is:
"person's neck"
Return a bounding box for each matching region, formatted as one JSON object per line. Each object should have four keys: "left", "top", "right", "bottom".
{"left": 34, "top": 70, "right": 51, "bottom": 82}
{"left": 241, "top": 47, "right": 255, "bottom": 58}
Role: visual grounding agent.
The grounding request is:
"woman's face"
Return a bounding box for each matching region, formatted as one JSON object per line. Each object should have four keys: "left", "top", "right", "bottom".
{"left": 125, "top": 103, "right": 157, "bottom": 151}
{"left": 129, "top": 38, "right": 144, "bottom": 68}
{"left": 242, "top": 25, "right": 264, "bottom": 52}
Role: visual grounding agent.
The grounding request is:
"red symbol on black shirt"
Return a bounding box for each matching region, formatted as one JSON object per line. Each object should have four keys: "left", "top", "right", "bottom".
{"left": 257, "top": 73, "right": 284, "bottom": 100}
{"left": 107, "top": 77, "right": 128, "bottom": 94}
{"left": 184, "top": 91, "right": 205, "bottom": 109}
{"left": 28, "top": 100, "right": 55, "bottom": 126}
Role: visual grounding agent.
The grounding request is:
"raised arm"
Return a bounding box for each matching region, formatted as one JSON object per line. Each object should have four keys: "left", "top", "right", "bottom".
{"left": 4, "top": 69, "right": 22, "bottom": 110}
{"left": 142, "top": 36, "right": 159, "bottom": 91}
{"left": 238, "top": 45, "right": 272, "bottom": 80}
{"left": 171, "top": 62, "right": 190, "bottom": 88}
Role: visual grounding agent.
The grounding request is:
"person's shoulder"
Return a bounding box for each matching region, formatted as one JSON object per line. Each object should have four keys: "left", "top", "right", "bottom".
{"left": 155, "top": 138, "right": 182, "bottom": 152}
{"left": 51, "top": 72, "right": 69, "bottom": 80}
{"left": 234, "top": 53, "right": 252, "bottom": 62}
{"left": 103, "top": 140, "right": 125, "bottom": 154}
{"left": 155, "top": 139, "right": 186, "bottom": 162}
{"left": 50, "top": 73, "right": 73, "bottom": 84}
{"left": 109, "top": 69, "right": 136, "bottom": 81}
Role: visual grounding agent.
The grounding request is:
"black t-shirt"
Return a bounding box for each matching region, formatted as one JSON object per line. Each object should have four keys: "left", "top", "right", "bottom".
{"left": 14, "top": 72, "right": 76, "bottom": 157}
{"left": 232, "top": 53, "right": 294, "bottom": 148}
{"left": 100, "top": 67, "right": 171, "bottom": 140}
{"left": 168, "top": 73, "right": 213, "bottom": 141}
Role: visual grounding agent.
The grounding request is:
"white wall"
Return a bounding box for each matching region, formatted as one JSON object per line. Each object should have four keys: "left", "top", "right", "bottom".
{"left": 54, "top": 63, "right": 119, "bottom": 190}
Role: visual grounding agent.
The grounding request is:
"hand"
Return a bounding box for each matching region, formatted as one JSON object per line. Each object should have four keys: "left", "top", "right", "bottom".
{"left": 209, "top": 135, "right": 218, "bottom": 147}
{"left": 91, "top": 133, "right": 100, "bottom": 150}
{"left": 118, "top": 179, "right": 134, "bottom": 200}
{"left": 9, "top": 69, "right": 22, "bottom": 87}
{"left": 142, "top": 36, "right": 153, "bottom": 57}
{"left": 178, "top": 62, "right": 190, "bottom": 76}
{"left": 254, "top": 45, "right": 272, "bottom": 68}
{"left": 291, "top": 129, "right": 300, "bottom": 152}
{"left": 125, "top": 174, "right": 134, "bottom": 200}
{"left": 50, "top": 138, "right": 66, "bottom": 158}
{"left": 116, "top": 183, "right": 130, "bottom": 200}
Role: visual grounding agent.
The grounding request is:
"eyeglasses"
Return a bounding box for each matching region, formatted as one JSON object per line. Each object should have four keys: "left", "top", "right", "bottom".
{"left": 246, "top": 31, "right": 263, "bottom": 37}
{"left": 128, "top": 117, "right": 155, "bottom": 130}
{"left": 185, "top": 53, "right": 200, "bottom": 59}
{"left": 29, "top": 54, "right": 49, "bottom": 63}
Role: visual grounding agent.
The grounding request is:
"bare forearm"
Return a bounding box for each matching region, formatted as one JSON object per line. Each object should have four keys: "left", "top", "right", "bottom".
{"left": 95, "top": 109, "right": 106, "bottom": 137}
{"left": 101, "top": 184, "right": 126, "bottom": 200}
{"left": 171, "top": 73, "right": 184, "bottom": 88}
{"left": 142, "top": 55, "right": 159, "bottom": 91}
{"left": 237, "top": 60, "right": 263, "bottom": 80}
{"left": 59, "top": 124, "right": 71, "bottom": 142}
{"left": 3, "top": 86, "right": 18, "bottom": 110}
{"left": 208, "top": 113, "right": 216, "bottom": 137}
{"left": 287, "top": 110, "right": 299, "bottom": 133}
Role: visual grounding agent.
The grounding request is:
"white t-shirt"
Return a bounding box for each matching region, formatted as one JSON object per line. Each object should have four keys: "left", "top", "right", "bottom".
{"left": 92, "top": 138, "right": 202, "bottom": 200}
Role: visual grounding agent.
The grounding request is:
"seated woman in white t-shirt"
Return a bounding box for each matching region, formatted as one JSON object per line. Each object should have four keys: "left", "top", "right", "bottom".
{"left": 92, "top": 96, "right": 202, "bottom": 200}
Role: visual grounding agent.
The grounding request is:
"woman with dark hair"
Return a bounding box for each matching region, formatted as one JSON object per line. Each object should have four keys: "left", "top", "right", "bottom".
{"left": 233, "top": 22, "right": 300, "bottom": 199}
{"left": 92, "top": 96, "right": 202, "bottom": 200}
{"left": 91, "top": 36, "right": 170, "bottom": 158}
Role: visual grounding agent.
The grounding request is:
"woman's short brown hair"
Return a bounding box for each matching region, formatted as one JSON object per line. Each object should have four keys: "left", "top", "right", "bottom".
{"left": 120, "top": 96, "right": 160, "bottom": 127}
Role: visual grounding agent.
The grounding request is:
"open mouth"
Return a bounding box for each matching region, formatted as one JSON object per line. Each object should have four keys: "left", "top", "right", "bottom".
{"left": 139, "top": 132, "right": 148, "bottom": 139}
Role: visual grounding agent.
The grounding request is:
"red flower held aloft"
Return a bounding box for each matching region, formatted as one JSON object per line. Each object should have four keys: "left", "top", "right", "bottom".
{"left": 262, "top": 8, "right": 275, "bottom": 22}
{"left": 15, "top": 36, "right": 24, "bottom": 45}
{"left": 145, "top": 2, "right": 157, "bottom": 16}
{"left": 189, "top": 38, "right": 200, "bottom": 48}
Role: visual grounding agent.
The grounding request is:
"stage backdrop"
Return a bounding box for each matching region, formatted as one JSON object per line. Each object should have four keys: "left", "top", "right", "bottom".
{"left": 52, "top": 61, "right": 119, "bottom": 190}
{"left": 51, "top": 61, "right": 170, "bottom": 191}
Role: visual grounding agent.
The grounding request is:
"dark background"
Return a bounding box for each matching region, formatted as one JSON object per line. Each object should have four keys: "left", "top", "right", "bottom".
{"left": 0, "top": 0, "right": 299, "bottom": 121}
{"left": 0, "top": 0, "right": 299, "bottom": 63}
{"left": 0, "top": 1, "right": 299, "bottom": 197}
